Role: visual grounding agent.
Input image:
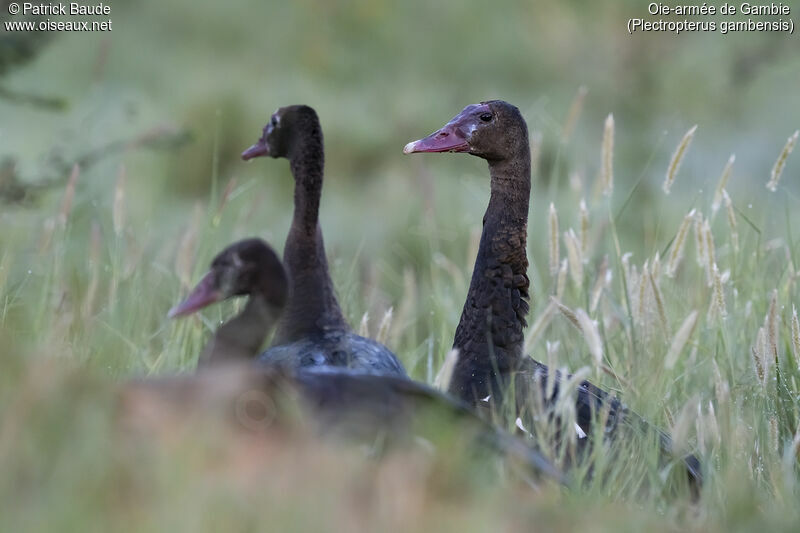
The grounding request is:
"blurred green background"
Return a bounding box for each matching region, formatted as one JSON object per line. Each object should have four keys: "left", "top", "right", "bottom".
{"left": 2, "top": 2, "right": 800, "bottom": 529}
{"left": 1, "top": 0, "right": 799, "bottom": 371}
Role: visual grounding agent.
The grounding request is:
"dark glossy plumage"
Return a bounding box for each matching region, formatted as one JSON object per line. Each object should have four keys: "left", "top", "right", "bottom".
{"left": 243, "top": 105, "right": 406, "bottom": 377}
{"left": 259, "top": 330, "right": 408, "bottom": 375}
{"left": 405, "top": 100, "right": 701, "bottom": 489}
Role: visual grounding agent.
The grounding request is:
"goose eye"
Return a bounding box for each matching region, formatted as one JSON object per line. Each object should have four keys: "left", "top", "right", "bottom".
{"left": 270, "top": 116, "right": 278, "bottom": 127}
{"left": 479, "top": 113, "right": 492, "bottom": 123}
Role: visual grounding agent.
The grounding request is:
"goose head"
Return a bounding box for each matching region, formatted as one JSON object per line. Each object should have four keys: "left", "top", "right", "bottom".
{"left": 168, "top": 238, "right": 288, "bottom": 318}
{"left": 241, "top": 105, "right": 319, "bottom": 161}
{"left": 403, "top": 100, "right": 527, "bottom": 162}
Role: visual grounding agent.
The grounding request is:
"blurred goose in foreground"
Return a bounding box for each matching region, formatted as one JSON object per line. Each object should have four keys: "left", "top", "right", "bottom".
{"left": 241, "top": 105, "right": 406, "bottom": 376}
{"left": 146, "top": 238, "right": 565, "bottom": 484}
{"left": 404, "top": 100, "right": 701, "bottom": 490}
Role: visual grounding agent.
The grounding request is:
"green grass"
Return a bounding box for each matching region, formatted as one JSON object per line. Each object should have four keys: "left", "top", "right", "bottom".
{"left": 3, "top": 0, "right": 800, "bottom": 530}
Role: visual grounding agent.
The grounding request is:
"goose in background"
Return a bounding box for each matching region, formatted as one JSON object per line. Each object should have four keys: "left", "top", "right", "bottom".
{"left": 241, "top": 105, "right": 406, "bottom": 376}
{"left": 404, "top": 100, "right": 701, "bottom": 489}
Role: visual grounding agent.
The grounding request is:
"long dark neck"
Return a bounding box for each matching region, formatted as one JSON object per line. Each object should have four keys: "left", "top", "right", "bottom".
{"left": 199, "top": 295, "right": 282, "bottom": 367}
{"left": 273, "top": 127, "right": 348, "bottom": 344}
{"left": 448, "top": 152, "right": 532, "bottom": 403}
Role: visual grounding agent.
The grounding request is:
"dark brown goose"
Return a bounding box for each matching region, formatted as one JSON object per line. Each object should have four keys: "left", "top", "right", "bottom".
{"left": 168, "top": 238, "right": 289, "bottom": 366}
{"left": 242, "top": 105, "right": 406, "bottom": 376}
{"left": 404, "top": 100, "right": 701, "bottom": 488}
{"left": 160, "top": 237, "right": 563, "bottom": 484}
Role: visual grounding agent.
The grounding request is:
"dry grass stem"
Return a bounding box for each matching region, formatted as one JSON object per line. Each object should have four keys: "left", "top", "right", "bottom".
{"left": 767, "top": 130, "right": 799, "bottom": 192}
{"left": 174, "top": 203, "right": 203, "bottom": 288}
{"left": 545, "top": 340, "right": 560, "bottom": 400}
{"left": 767, "top": 289, "right": 779, "bottom": 361}
{"left": 358, "top": 312, "right": 370, "bottom": 337}
{"left": 706, "top": 400, "right": 721, "bottom": 448}
{"left": 648, "top": 267, "right": 669, "bottom": 334}
{"left": 530, "top": 130, "right": 543, "bottom": 177}
{"left": 564, "top": 229, "right": 583, "bottom": 287}
{"left": 561, "top": 85, "right": 588, "bottom": 142}
{"left": 703, "top": 219, "right": 716, "bottom": 287}
{"left": 791, "top": 305, "right": 800, "bottom": 370}
{"left": 752, "top": 327, "right": 767, "bottom": 386}
{"left": 214, "top": 177, "right": 238, "bottom": 224}
{"left": 667, "top": 209, "right": 695, "bottom": 277}
{"left": 58, "top": 164, "right": 80, "bottom": 227}
{"left": 671, "top": 396, "right": 698, "bottom": 453}
{"left": 693, "top": 210, "right": 706, "bottom": 268}
{"left": 551, "top": 296, "right": 582, "bottom": 332}
{"left": 376, "top": 307, "right": 394, "bottom": 344}
{"left": 548, "top": 203, "right": 560, "bottom": 277}
{"left": 637, "top": 260, "right": 650, "bottom": 326}
{"left": 708, "top": 263, "right": 727, "bottom": 321}
{"left": 711, "top": 154, "right": 735, "bottom": 213}
{"left": 0, "top": 254, "right": 10, "bottom": 294}
{"left": 663, "top": 125, "right": 697, "bottom": 195}
{"left": 651, "top": 252, "right": 661, "bottom": 281}
{"left": 722, "top": 190, "right": 739, "bottom": 253}
{"left": 112, "top": 165, "right": 126, "bottom": 238}
{"left": 556, "top": 258, "right": 568, "bottom": 299}
{"left": 433, "top": 348, "right": 459, "bottom": 391}
{"left": 390, "top": 268, "right": 417, "bottom": 346}
{"left": 579, "top": 199, "right": 589, "bottom": 257}
{"left": 83, "top": 222, "right": 102, "bottom": 320}
{"left": 525, "top": 300, "right": 556, "bottom": 351}
{"left": 601, "top": 113, "right": 614, "bottom": 196}
{"left": 576, "top": 308, "right": 603, "bottom": 365}
{"left": 589, "top": 255, "right": 610, "bottom": 313}
{"left": 769, "top": 416, "right": 779, "bottom": 454}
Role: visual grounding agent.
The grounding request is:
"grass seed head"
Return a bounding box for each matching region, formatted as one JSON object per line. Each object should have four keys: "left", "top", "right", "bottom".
{"left": 703, "top": 219, "right": 716, "bottom": 286}
{"left": 663, "top": 125, "right": 697, "bottom": 195}
{"left": 579, "top": 198, "right": 589, "bottom": 257}
{"left": 708, "top": 263, "right": 727, "bottom": 321}
{"left": 601, "top": 113, "right": 614, "bottom": 196}
{"left": 556, "top": 258, "right": 568, "bottom": 299}
{"left": 767, "top": 130, "right": 799, "bottom": 192}
{"left": 664, "top": 309, "right": 698, "bottom": 369}
{"left": 590, "top": 255, "right": 610, "bottom": 313}
{"left": 767, "top": 289, "right": 779, "bottom": 361}
{"left": 712, "top": 154, "right": 735, "bottom": 213}
{"left": 564, "top": 228, "right": 583, "bottom": 288}
{"left": 551, "top": 296, "right": 582, "bottom": 332}
{"left": 693, "top": 210, "right": 706, "bottom": 268}
{"left": 576, "top": 308, "right": 603, "bottom": 365}
{"left": 666, "top": 209, "right": 695, "bottom": 278}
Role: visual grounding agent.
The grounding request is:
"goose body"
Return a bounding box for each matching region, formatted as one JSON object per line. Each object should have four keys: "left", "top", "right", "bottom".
{"left": 259, "top": 331, "right": 407, "bottom": 375}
